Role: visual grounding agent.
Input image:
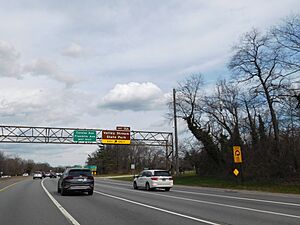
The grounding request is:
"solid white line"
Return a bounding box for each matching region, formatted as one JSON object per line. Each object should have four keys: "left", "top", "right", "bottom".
{"left": 96, "top": 179, "right": 300, "bottom": 207}
{"left": 95, "top": 183, "right": 300, "bottom": 219}
{"left": 173, "top": 190, "right": 300, "bottom": 207}
{"left": 41, "top": 179, "right": 81, "bottom": 225}
{"left": 94, "top": 190, "right": 220, "bottom": 225}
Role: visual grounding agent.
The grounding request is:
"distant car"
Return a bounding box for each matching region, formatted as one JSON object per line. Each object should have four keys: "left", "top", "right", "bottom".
{"left": 133, "top": 169, "right": 173, "bottom": 191}
{"left": 49, "top": 172, "right": 57, "bottom": 178}
{"left": 22, "top": 173, "right": 29, "bottom": 177}
{"left": 57, "top": 168, "right": 94, "bottom": 196}
{"left": 45, "top": 172, "right": 51, "bottom": 177}
{"left": 33, "top": 171, "right": 43, "bottom": 179}
{"left": 56, "top": 172, "right": 63, "bottom": 177}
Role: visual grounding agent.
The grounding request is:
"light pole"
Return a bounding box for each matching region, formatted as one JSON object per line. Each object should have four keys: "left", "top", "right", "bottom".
{"left": 173, "top": 88, "right": 179, "bottom": 175}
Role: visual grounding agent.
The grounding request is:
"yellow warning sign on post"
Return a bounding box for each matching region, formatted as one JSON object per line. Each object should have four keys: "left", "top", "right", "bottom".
{"left": 233, "top": 169, "right": 239, "bottom": 176}
{"left": 233, "top": 146, "right": 242, "bottom": 163}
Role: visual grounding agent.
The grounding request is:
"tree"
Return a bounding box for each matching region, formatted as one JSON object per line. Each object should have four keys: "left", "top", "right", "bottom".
{"left": 229, "top": 29, "right": 288, "bottom": 148}
{"left": 175, "top": 74, "right": 224, "bottom": 167}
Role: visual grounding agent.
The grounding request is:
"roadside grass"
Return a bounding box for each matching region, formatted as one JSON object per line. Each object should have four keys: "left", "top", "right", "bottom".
{"left": 110, "top": 172, "right": 300, "bottom": 194}
{"left": 173, "top": 173, "right": 300, "bottom": 194}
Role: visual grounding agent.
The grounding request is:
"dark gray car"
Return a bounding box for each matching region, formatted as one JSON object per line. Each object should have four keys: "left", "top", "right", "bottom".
{"left": 57, "top": 168, "right": 94, "bottom": 196}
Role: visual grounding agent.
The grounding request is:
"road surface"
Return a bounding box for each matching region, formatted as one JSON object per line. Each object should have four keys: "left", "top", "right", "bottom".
{"left": 0, "top": 177, "right": 300, "bottom": 225}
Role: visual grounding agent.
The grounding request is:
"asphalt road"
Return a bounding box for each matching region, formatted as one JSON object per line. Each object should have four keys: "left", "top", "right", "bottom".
{"left": 1, "top": 177, "right": 300, "bottom": 225}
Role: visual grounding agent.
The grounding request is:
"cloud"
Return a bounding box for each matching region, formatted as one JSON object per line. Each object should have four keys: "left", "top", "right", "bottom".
{"left": 0, "top": 40, "right": 21, "bottom": 78}
{"left": 23, "top": 59, "right": 81, "bottom": 86}
{"left": 62, "top": 42, "right": 88, "bottom": 58}
{"left": 99, "top": 82, "right": 167, "bottom": 111}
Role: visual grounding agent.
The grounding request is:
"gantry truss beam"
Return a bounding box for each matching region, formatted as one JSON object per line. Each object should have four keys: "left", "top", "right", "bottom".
{"left": 0, "top": 125, "right": 173, "bottom": 147}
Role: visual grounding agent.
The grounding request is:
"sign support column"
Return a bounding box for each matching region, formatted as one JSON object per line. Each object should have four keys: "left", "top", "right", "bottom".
{"left": 233, "top": 146, "right": 243, "bottom": 184}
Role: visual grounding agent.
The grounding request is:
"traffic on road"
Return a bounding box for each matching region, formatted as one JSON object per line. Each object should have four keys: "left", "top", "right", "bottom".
{"left": 1, "top": 174, "right": 300, "bottom": 225}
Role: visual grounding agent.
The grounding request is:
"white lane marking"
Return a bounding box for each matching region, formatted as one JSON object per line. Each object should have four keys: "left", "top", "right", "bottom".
{"left": 95, "top": 179, "right": 300, "bottom": 207}
{"left": 95, "top": 183, "right": 300, "bottom": 219}
{"left": 41, "top": 179, "right": 81, "bottom": 225}
{"left": 173, "top": 190, "right": 300, "bottom": 207}
{"left": 94, "top": 190, "right": 220, "bottom": 225}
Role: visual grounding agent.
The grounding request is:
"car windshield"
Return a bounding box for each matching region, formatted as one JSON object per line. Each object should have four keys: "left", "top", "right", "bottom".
{"left": 69, "top": 170, "right": 91, "bottom": 177}
{"left": 154, "top": 171, "right": 170, "bottom": 176}
{"left": 34, "top": 171, "right": 41, "bottom": 174}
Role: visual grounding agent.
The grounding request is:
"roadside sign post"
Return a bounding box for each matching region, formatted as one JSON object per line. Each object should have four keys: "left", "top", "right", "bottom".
{"left": 85, "top": 165, "right": 97, "bottom": 175}
{"left": 131, "top": 163, "right": 135, "bottom": 177}
{"left": 233, "top": 146, "right": 244, "bottom": 184}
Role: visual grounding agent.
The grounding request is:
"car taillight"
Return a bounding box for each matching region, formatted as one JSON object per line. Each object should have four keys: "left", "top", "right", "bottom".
{"left": 64, "top": 176, "right": 73, "bottom": 180}
{"left": 87, "top": 176, "right": 94, "bottom": 180}
{"left": 151, "top": 177, "right": 158, "bottom": 180}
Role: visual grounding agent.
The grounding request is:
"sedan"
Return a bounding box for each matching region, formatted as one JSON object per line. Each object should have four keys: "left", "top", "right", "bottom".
{"left": 33, "top": 171, "right": 43, "bottom": 179}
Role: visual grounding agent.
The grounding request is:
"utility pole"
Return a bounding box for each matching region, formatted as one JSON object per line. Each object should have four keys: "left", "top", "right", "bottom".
{"left": 173, "top": 88, "right": 179, "bottom": 175}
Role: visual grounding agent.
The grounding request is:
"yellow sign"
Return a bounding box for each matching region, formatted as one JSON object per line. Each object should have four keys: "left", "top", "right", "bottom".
{"left": 233, "top": 146, "right": 242, "bottom": 163}
{"left": 102, "top": 139, "right": 131, "bottom": 145}
{"left": 233, "top": 169, "right": 239, "bottom": 176}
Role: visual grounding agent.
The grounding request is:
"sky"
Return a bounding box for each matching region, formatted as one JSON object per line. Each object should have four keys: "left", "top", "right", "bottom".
{"left": 0, "top": 0, "right": 299, "bottom": 166}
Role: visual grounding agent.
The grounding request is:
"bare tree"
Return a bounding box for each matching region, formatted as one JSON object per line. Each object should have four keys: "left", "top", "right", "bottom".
{"left": 229, "top": 29, "right": 288, "bottom": 147}
{"left": 175, "top": 74, "right": 223, "bottom": 166}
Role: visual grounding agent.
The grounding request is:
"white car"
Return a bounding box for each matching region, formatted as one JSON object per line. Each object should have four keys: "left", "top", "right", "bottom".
{"left": 133, "top": 169, "right": 173, "bottom": 191}
{"left": 33, "top": 171, "right": 43, "bottom": 179}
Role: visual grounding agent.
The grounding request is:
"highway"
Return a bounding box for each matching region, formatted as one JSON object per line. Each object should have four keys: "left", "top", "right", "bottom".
{"left": 1, "top": 177, "right": 300, "bottom": 225}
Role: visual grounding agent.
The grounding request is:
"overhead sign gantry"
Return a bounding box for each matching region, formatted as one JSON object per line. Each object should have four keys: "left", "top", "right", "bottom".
{"left": 0, "top": 125, "right": 173, "bottom": 148}
{"left": 0, "top": 124, "right": 174, "bottom": 170}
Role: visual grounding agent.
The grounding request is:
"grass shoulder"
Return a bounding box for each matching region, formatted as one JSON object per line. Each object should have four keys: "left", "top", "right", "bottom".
{"left": 174, "top": 173, "right": 300, "bottom": 194}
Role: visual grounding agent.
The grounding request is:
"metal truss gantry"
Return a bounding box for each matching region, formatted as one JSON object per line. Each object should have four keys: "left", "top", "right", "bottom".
{"left": 0, "top": 125, "right": 173, "bottom": 147}
{"left": 0, "top": 124, "right": 174, "bottom": 170}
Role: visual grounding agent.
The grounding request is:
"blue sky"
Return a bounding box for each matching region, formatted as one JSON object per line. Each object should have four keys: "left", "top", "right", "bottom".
{"left": 0, "top": 0, "right": 299, "bottom": 166}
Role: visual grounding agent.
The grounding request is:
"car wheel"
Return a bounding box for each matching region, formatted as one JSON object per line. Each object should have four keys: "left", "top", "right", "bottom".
{"left": 57, "top": 186, "right": 61, "bottom": 193}
{"left": 88, "top": 190, "right": 93, "bottom": 195}
{"left": 165, "top": 187, "right": 170, "bottom": 191}
{"left": 145, "top": 182, "right": 151, "bottom": 191}
{"left": 133, "top": 182, "right": 138, "bottom": 190}
{"left": 61, "top": 188, "right": 66, "bottom": 196}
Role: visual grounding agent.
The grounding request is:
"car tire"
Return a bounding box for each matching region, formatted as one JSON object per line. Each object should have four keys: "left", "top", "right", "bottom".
{"left": 57, "top": 186, "right": 61, "bottom": 193}
{"left": 61, "top": 188, "right": 66, "bottom": 196}
{"left": 88, "top": 190, "right": 93, "bottom": 195}
{"left": 145, "top": 182, "right": 151, "bottom": 191}
{"left": 165, "top": 187, "right": 171, "bottom": 191}
{"left": 133, "top": 182, "right": 138, "bottom": 190}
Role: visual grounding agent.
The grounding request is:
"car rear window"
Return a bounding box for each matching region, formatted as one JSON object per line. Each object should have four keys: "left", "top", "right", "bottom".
{"left": 69, "top": 170, "right": 91, "bottom": 177}
{"left": 34, "top": 171, "right": 41, "bottom": 174}
{"left": 154, "top": 171, "right": 170, "bottom": 176}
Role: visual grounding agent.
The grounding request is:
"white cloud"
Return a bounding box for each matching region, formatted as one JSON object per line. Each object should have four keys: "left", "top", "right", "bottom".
{"left": 0, "top": 0, "right": 299, "bottom": 166}
{"left": 0, "top": 40, "right": 21, "bottom": 78}
{"left": 62, "top": 42, "right": 88, "bottom": 58}
{"left": 100, "top": 82, "right": 167, "bottom": 111}
{"left": 23, "top": 59, "right": 81, "bottom": 86}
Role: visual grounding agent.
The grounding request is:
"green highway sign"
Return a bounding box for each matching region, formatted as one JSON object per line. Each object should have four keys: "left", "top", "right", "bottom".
{"left": 73, "top": 130, "right": 96, "bottom": 142}
{"left": 85, "top": 165, "right": 97, "bottom": 171}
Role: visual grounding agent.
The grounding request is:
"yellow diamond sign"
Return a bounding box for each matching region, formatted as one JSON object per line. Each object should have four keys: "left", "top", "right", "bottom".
{"left": 233, "top": 169, "right": 239, "bottom": 176}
